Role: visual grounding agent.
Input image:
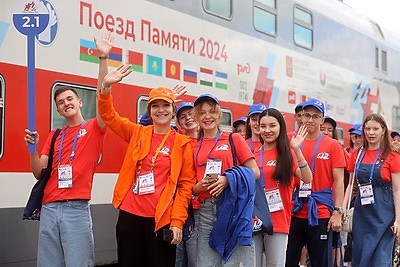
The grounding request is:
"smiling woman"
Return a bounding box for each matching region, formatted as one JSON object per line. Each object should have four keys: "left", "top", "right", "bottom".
{"left": 344, "top": 113, "right": 400, "bottom": 266}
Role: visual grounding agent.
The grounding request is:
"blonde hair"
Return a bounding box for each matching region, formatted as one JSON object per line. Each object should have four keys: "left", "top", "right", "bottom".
{"left": 193, "top": 100, "right": 222, "bottom": 140}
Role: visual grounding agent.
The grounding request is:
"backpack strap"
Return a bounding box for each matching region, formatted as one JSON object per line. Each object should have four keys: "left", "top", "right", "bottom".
{"left": 229, "top": 132, "right": 237, "bottom": 166}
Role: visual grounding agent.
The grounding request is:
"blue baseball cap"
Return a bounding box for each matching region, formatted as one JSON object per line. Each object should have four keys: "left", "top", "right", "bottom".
{"left": 248, "top": 103, "right": 268, "bottom": 117}
{"left": 323, "top": 116, "right": 336, "bottom": 128}
{"left": 391, "top": 131, "right": 400, "bottom": 139}
{"left": 295, "top": 102, "right": 304, "bottom": 113}
{"left": 194, "top": 94, "right": 219, "bottom": 106}
{"left": 233, "top": 116, "right": 247, "bottom": 128}
{"left": 176, "top": 102, "right": 194, "bottom": 116}
{"left": 302, "top": 98, "right": 325, "bottom": 115}
{"left": 349, "top": 124, "right": 363, "bottom": 135}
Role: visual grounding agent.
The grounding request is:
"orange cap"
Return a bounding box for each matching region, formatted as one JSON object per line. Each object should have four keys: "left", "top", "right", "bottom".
{"left": 148, "top": 87, "right": 175, "bottom": 103}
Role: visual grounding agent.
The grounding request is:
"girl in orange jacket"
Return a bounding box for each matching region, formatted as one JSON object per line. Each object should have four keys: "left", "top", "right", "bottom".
{"left": 98, "top": 64, "right": 196, "bottom": 267}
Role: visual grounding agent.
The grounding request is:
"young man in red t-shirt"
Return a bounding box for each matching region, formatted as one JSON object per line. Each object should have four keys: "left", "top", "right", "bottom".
{"left": 285, "top": 98, "right": 345, "bottom": 267}
{"left": 23, "top": 33, "right": 111, "bottom": 267}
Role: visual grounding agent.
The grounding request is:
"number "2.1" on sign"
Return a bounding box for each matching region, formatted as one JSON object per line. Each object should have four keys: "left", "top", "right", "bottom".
{"left": 13, "top": 1, "right": 49, "bottom": 154}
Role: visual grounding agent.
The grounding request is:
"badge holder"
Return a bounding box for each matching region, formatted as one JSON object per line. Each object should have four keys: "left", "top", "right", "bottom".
{"left": 265, "top": 187, "right": 284, "bottom": 212}
{"left": 359, "top": 182, "right": 374, "bottom": 205}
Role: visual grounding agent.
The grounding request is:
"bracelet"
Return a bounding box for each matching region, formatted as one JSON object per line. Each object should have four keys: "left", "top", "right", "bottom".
{"left": 297, "top": 158, "right": 305, "bottom": 162}
{"left": 299, "top": 162, "right": 308, "bottom": 169}
{"left": 99, "top": 56, "right": 108, "bottom": 59}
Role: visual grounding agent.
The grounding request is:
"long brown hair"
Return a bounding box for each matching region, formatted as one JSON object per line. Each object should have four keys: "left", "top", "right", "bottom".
{"left": 362, "top": 113, "right": 391, "bottom": 160}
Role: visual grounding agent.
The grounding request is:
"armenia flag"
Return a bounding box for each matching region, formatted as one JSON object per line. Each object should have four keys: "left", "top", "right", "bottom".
{"left": 215, "top": 71, "right": 228, "bottom": 90}
{"left": 183, "top": 65, "right": 197, "bottom": 84}
{"left": 147, "top": 55, "right": 163, "bottom": 77}
{"left": 199, "top": 68, "right": 213, "bottom": 87}
{"left": 166, "top": 59, "right": 180, "bottom": 80}
{"left": 127, "top": 50, "right": 143, "bottom": 72}
{"left": 108, "top": 47, "right": 123, "bottom": 67}
{"left": 80, "top": 39, "right": 99, "bottom": 64}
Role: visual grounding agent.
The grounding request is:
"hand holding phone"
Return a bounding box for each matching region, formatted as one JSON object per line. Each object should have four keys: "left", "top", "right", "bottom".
{"left": 162, "top": 228, "right": 173, "bottom": 243}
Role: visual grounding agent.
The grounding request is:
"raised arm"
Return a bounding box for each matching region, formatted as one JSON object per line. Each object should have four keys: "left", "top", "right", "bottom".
{"left": 292, "top": 125, "right": 312, "bottom": 183}
{"left": 95, "top": 31, "right": 114, "bottom": 129}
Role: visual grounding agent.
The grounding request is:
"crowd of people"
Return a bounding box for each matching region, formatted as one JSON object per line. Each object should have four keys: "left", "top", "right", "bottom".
{"left": 23, "top": 32, "right": 400, "bottom": 267}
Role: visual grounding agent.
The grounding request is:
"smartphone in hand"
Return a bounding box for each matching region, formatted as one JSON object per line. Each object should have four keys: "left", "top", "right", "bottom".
{"left": 162, "top": 228, "right": 173, "bottom": 243}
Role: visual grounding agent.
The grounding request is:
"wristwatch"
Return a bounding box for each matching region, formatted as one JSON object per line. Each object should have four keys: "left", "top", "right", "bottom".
{"left": 334, "top": 207, "right": 344, "bottom": 214}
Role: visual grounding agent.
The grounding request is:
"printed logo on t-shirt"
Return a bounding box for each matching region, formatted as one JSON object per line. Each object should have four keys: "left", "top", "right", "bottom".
{"left": 215, "top": 144, "right": 229, "bottom": 151}
{"left": 78, "top": 129, "right": 87, "bottom": 138}
{"left": 266, "top": 160, "right": 277, "bottom": 166}
{"left": 317, "top": 152, "right": 329, "bottom": 160}
{"left": 160, "top": 146, "right": 170, "bottom": 155}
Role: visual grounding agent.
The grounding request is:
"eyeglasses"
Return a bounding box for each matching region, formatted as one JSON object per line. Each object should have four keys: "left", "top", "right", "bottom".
{"left": 303, "top": 113, "right": 322, "bottom": 121}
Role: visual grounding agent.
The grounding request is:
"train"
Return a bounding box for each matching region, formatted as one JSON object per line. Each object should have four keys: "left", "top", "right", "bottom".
{"left": 1, "top": 0, "right": 399, "bottom": 266}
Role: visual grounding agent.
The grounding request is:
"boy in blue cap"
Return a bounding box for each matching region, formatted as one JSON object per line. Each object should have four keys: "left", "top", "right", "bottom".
{"left": 286, "top": 98, "right": 345, "bottom": 267}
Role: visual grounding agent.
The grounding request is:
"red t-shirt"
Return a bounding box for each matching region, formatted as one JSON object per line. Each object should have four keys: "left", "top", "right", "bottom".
{"left": 254, "top": 147, "right": 298, "bottom": 234}
{"left": 41, "top": 119, "right": 106, "bottom": 204}
{"left": 120, "top": 131, "right": 176, "bottom": 217}
{"left": 348, "top": 149, "right": 400, "bottom": 181}
{"left": 294, "top": 134, "right": 346, "bottom": 219}
{"left": 246, "top": 138, "right": 262, "bottom": 152}
{"left": 195, "top": 132, "right": 254, "bottom": 202}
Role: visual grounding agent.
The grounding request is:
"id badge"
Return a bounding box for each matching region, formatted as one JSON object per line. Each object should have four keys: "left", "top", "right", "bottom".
{"left": 137, "top": 171, "right": 155, "bottom": 195}
{"left": 58, "top": 164, "right": 73, "bottom": 188}
{"left": 265, "top": 188, "right": 284, "bottom": 212}
{"left": 360, "top": 182, "right": 374, "bottom": 205}
{"left": 204, "top": 160, "right": 222, "bottom": 178}
{"left": 299, "top": 180, "right": 312, "bottom": 198}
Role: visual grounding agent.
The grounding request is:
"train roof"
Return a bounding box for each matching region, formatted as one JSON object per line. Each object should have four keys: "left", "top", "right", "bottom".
{"left": 298, "top": 0, "right": 400, "bottom": 50}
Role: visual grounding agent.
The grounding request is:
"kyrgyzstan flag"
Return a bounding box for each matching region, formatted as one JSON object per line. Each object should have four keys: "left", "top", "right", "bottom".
{"left": 166, "top": 59, "right": 181, "bottom": 80}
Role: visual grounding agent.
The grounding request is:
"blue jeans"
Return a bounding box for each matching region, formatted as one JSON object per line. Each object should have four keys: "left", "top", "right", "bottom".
{"left": 197, "top": 198, "right": 255, "bottom": 267}
{"left": 38, "top": 200, "right": 94, "bottom": 267}
{"left": 176, "top": 209, "right": 199, "bottom": 267}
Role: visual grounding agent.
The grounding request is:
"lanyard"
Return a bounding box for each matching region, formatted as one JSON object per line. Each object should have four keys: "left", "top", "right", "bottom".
{"left": 249, "top": 139, "right": 254, "bottom": 152}
{"left": 138, "top": 129, "right": 171, "bottom": 172}
{"left": 300, "top": 133, "right": 322, "bottom": 173}
{"left": 259, "top": 146, "right": 279, "bottom": 188}
{"left": 195, "top": 131, "right": 221, "bottom": 166}
{"left": 355, "top": 148, "right": 381, "bottom": 182}
{"left": 58, "top": 121, "right": 86, "bottom": 163}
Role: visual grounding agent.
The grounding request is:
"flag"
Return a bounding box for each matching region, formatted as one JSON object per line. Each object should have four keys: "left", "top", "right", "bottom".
{"left": 288, "top": 91, "right": 296, "bottom": 104}
{"left": 183, "top": 65, "right": 197, "bottom": 84}
{"left": 166, "top": 59, "right": 180, "bottom": 80}
{"left": 108, "top": 47, "right": 123, "bottom": 67}
{"left": 199, "top": 68, "right": 213, "bottom": 87}
{"left": 215, "top": 71, "right": 228, "bottom": 90}
{"left": 147, "top": 55, "right": 163, "bottom": 76}
{"left": 80, "top": 39, "right": 99, "bottom": 64}
{"left": 127, "top": 50, "right": 143, "bottom": 72}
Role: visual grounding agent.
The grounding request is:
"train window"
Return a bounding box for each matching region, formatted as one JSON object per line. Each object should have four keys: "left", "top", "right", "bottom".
{"left": 294, "top": 6, "right": 313, "bottom": 50}
{"left": 0, "top": 74, "right": 4, "bottom": 159}
{"left": 392, "top": 106, "right": 400, "bottom": 131}
{"left": 336, "top": 126, "right": 344, "bottom": 146}
{"left": 203, "top": 0, "right": 232, "bottom": 19}
{"left": 51, "top": 82, "right": 96, "bottom": 129}
{"left": 381, "top": 50, "right": 387, "bottom": 72}
{"left": 253, "top": 0, "right": 276, "bottom": 36}
{"left": 220, "top": 108, "right": 233, "bottom": 132}
{"left": 375, "top": 47, "right": 379, "bottom": 69}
